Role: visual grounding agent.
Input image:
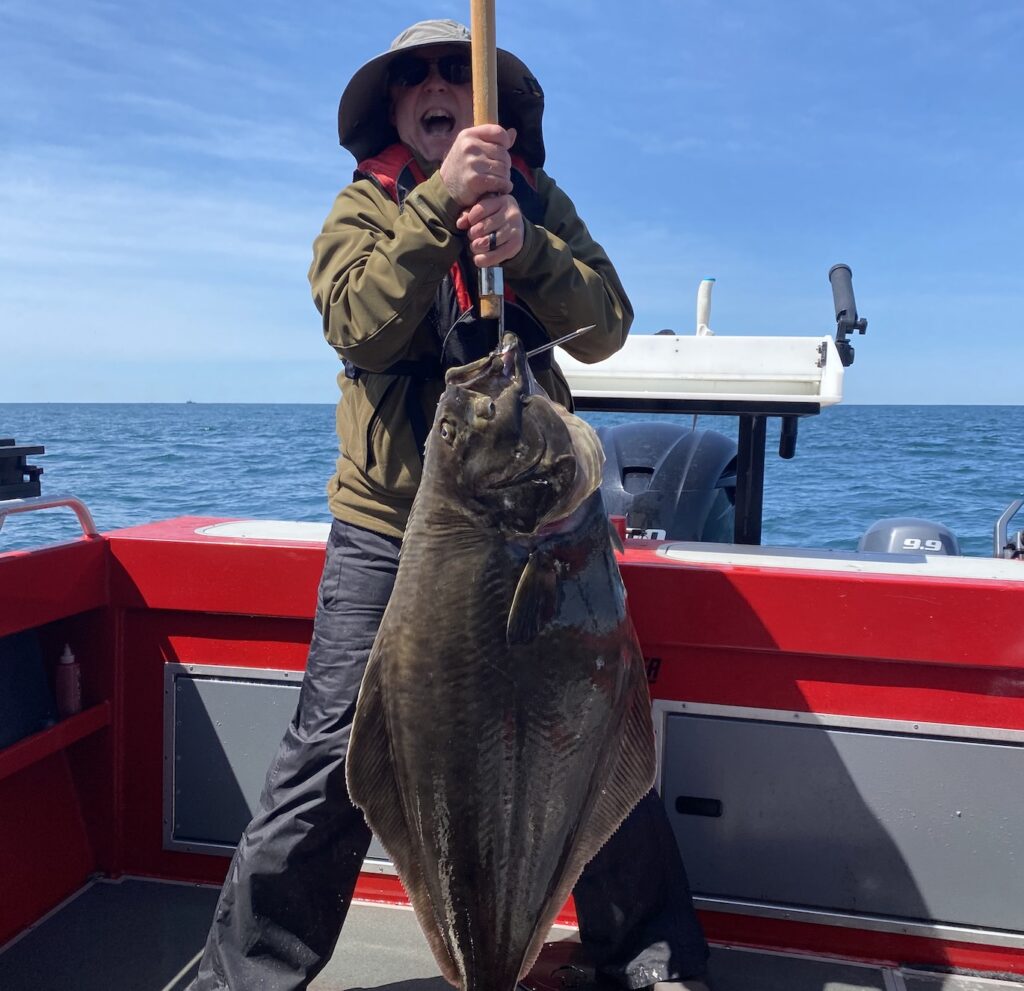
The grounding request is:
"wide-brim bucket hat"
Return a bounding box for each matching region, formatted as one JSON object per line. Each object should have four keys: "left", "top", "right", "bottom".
{"left": 338, "top": 19, "right": 545, "bottom": 167}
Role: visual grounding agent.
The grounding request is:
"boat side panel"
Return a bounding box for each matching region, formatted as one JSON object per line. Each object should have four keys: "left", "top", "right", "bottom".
{"left": 0, "top": 538, "right": 107, "bottom": 640}
{"left": 0, "top": 539, "right": 116, "bottom": 945}
{"left": 617, "top": 546, "right": 1024, "bottom": 974}
{"left": 7, "top": 519, "right": 1024, "bottom": 972}
{"left": 117, "top": 610, "right": 313, "bottom": 883}
{"left": 622, "top": 550, "right": 1024, "bottom": 681}
{"left": 107, "top": 517, "right": 326, "bottom": 620}
{"left": 0, "top": 755, "right": 95, "bottom": 945}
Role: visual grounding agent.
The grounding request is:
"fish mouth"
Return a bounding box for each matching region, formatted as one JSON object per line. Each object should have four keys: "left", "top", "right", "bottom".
{"left": 497, "top": 336, "right": 542, "bottom": 395}
{"left": 488, "top": 441, "right": 548, "bottom": 490}
{"left": 444, "top": 335, "right": 534, "bottom": 397}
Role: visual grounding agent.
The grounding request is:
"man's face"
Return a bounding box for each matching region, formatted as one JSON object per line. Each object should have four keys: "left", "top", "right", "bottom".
{"left": 389, "top": 45, "right": 474, "bottom": 165}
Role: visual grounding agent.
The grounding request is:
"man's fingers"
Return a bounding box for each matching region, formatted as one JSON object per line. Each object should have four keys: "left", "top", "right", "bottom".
{"left": 470, "top": 222, "right": 504, "bottom": 246}
{"left": 463, "top": 195, "right": 507, "bottom": 227}
{"left": 471, "top": 237, "right": 522, "bottom": 267}
{"left": 470, "top": 218, "right": 523, "bottom": 257}
{"left": 457, "top": 193, "right": 512, "bottom": 231}
{"left": 450, "top": 125, "right": 521, "bottom": 264}
{"left": 440, "top": 126, "right": 516, "bottom": 206}
{"left": 468, "top": 205, "right": 515, "bottom": 241}
{"left": 468, "top": 123, "right": 514, "bottom": 147}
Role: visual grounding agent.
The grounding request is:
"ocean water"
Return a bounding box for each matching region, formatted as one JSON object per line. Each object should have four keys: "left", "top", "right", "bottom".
{"left": 1, "top": 403, "right": 1022, "bottom": 558}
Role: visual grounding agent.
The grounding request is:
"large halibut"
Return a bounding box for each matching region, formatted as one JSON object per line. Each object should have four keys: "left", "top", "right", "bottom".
{"left": 347, "top": 334, "right": 656, "bottom": 991}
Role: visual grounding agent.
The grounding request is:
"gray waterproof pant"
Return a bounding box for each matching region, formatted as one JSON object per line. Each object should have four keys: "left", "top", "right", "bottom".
{"left": 189, "top": 519, "right": 708, "bottom": 991}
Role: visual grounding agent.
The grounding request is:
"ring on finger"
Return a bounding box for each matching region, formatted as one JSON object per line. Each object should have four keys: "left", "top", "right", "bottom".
{"left": 488, "top": 231, "right": 497, "bottom": 252}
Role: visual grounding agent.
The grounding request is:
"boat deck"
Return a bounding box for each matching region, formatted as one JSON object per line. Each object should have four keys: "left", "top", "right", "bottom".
{"left": 2, "top": 878, "right": 1022, "bottom": 991}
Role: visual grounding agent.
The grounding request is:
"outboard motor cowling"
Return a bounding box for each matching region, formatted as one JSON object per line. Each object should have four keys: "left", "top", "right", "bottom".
{"left": 597, "top": 422, "right": 737, "bottom": 541}
{"left": 858, "top": 517, "right": 961, "bottom": 556}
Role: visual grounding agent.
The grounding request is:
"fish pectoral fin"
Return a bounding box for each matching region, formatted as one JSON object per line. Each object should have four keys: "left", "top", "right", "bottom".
{"left": 506, "top": 552, "right": 559, "bottom": 645}
{"left": 346, "top": 648, "right": 461, "bottom": 987}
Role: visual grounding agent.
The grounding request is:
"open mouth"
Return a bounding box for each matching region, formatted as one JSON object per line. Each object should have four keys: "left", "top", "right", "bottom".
{"left": 490, "top": 441, "right": 548, "bottom": 490}
{"left": 421, "top": 109, "right": 455, "bottom": 136}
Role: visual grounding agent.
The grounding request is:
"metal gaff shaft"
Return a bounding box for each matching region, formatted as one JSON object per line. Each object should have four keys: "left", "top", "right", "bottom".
{"left": 470, "top": 0, "right": 504, "bottom": 335}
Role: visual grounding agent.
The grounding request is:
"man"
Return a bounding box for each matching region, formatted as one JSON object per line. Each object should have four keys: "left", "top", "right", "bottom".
{"left": 188, "top": 19, "right": 711, "bottom": 991}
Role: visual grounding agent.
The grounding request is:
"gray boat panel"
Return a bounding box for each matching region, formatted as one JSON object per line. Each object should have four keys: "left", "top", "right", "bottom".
{"left": 663, "top": 713, "right": 1024, "bottom": 931}
{"left": 164, "top": 663, "right": 389, "bottom": 860}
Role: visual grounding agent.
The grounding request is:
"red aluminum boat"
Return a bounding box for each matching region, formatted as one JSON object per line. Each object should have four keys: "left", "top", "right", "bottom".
{"left": 2, "top": 271, "right": 1024, "bottom": 990}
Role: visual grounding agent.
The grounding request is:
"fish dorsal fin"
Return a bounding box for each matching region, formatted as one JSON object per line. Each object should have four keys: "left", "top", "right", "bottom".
{"left": 516, "top": 630, "right": 657, "bottom": 981}
{"left": 346, "top": 645, "right": 461, "bottom": 987}
{"left": 506, "top": 552, "right": 559, "bottom": 645}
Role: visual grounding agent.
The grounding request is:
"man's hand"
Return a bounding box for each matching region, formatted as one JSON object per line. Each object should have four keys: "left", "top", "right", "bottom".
{"left": 440, "top": 124, "right": 517, "bottom": 209}
{"left": 457, "top": 194, "right": 525, "bottom": 267}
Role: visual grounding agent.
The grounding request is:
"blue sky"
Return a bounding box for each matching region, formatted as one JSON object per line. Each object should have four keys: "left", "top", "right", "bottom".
{"left": 2, "top": 0, "right": 1022, "bottom": 404}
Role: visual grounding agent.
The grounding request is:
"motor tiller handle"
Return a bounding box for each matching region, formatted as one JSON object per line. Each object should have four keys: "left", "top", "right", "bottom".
{"left": 470, "top": 0, "right": 503, "bottom": 322}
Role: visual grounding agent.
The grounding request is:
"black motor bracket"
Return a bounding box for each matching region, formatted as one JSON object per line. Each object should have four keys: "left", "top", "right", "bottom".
{"left": 0, "top": 439, "right": 45, "bottom": 499}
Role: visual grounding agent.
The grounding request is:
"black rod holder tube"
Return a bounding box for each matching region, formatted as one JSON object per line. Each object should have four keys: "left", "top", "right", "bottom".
{"left": 779, "top": 416, "right": 799, "bottom": 460}
{"left": 828, "top": 263, "right": 867, "bottom": 367}
{"left": 828, "top": 263, "right": 859, "bottom": 329}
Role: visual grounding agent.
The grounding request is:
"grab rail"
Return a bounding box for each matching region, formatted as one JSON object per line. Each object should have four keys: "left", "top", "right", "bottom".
{"left": 0, "top": 494, "right": 100, "bottom": 538}
{"left": 994, "top": 497, "right": 1024, "bottom": 559}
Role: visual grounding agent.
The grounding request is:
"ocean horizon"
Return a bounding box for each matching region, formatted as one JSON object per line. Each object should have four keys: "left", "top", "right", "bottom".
{"left": 2, "top": 403, "right": 1022, "bottom": 558}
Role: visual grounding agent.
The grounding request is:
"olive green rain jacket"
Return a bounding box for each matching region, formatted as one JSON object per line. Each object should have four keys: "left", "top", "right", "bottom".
{"left": 308, "top": 162, "right": 633, "bottom": 539}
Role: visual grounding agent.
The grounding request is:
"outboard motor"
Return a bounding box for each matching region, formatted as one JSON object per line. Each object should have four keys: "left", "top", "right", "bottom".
{"left": 598, "top": 422, "right": 737, "bottom": 541}
{"left": 858, "top": 517, "right": 961, "bottom": 556}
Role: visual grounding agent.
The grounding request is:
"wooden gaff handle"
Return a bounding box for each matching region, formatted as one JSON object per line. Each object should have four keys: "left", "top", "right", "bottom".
{"left": 470, "top": 0, "right": 502, "bottom": 321}
{"left": 470, "top": 0, "right": 498, "bottom": 126}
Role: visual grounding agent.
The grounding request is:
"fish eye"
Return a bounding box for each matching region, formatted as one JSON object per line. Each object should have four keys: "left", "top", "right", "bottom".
{"left": 439, "top": 420, "right": 456, "bottom": 444}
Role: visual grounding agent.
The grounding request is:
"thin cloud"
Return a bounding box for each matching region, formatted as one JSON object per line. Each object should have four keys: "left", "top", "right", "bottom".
{"left": 0, "top": 150, "right": 318, "bottom": 275}
{"left": 108, "top": 93, "right": 330, "bottom": 170}
{"left": 3, "top": 1, "right": 1023, "bottom": 402}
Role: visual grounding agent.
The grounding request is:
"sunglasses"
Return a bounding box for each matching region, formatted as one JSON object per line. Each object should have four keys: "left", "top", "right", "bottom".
{"left": 388, "top": 53, "right": 473, "bottom": 88}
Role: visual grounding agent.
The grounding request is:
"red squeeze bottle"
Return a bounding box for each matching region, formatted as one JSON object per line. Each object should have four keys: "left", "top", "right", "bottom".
{"left": 56, "top": 643, "right": 82, "bottom": 718}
